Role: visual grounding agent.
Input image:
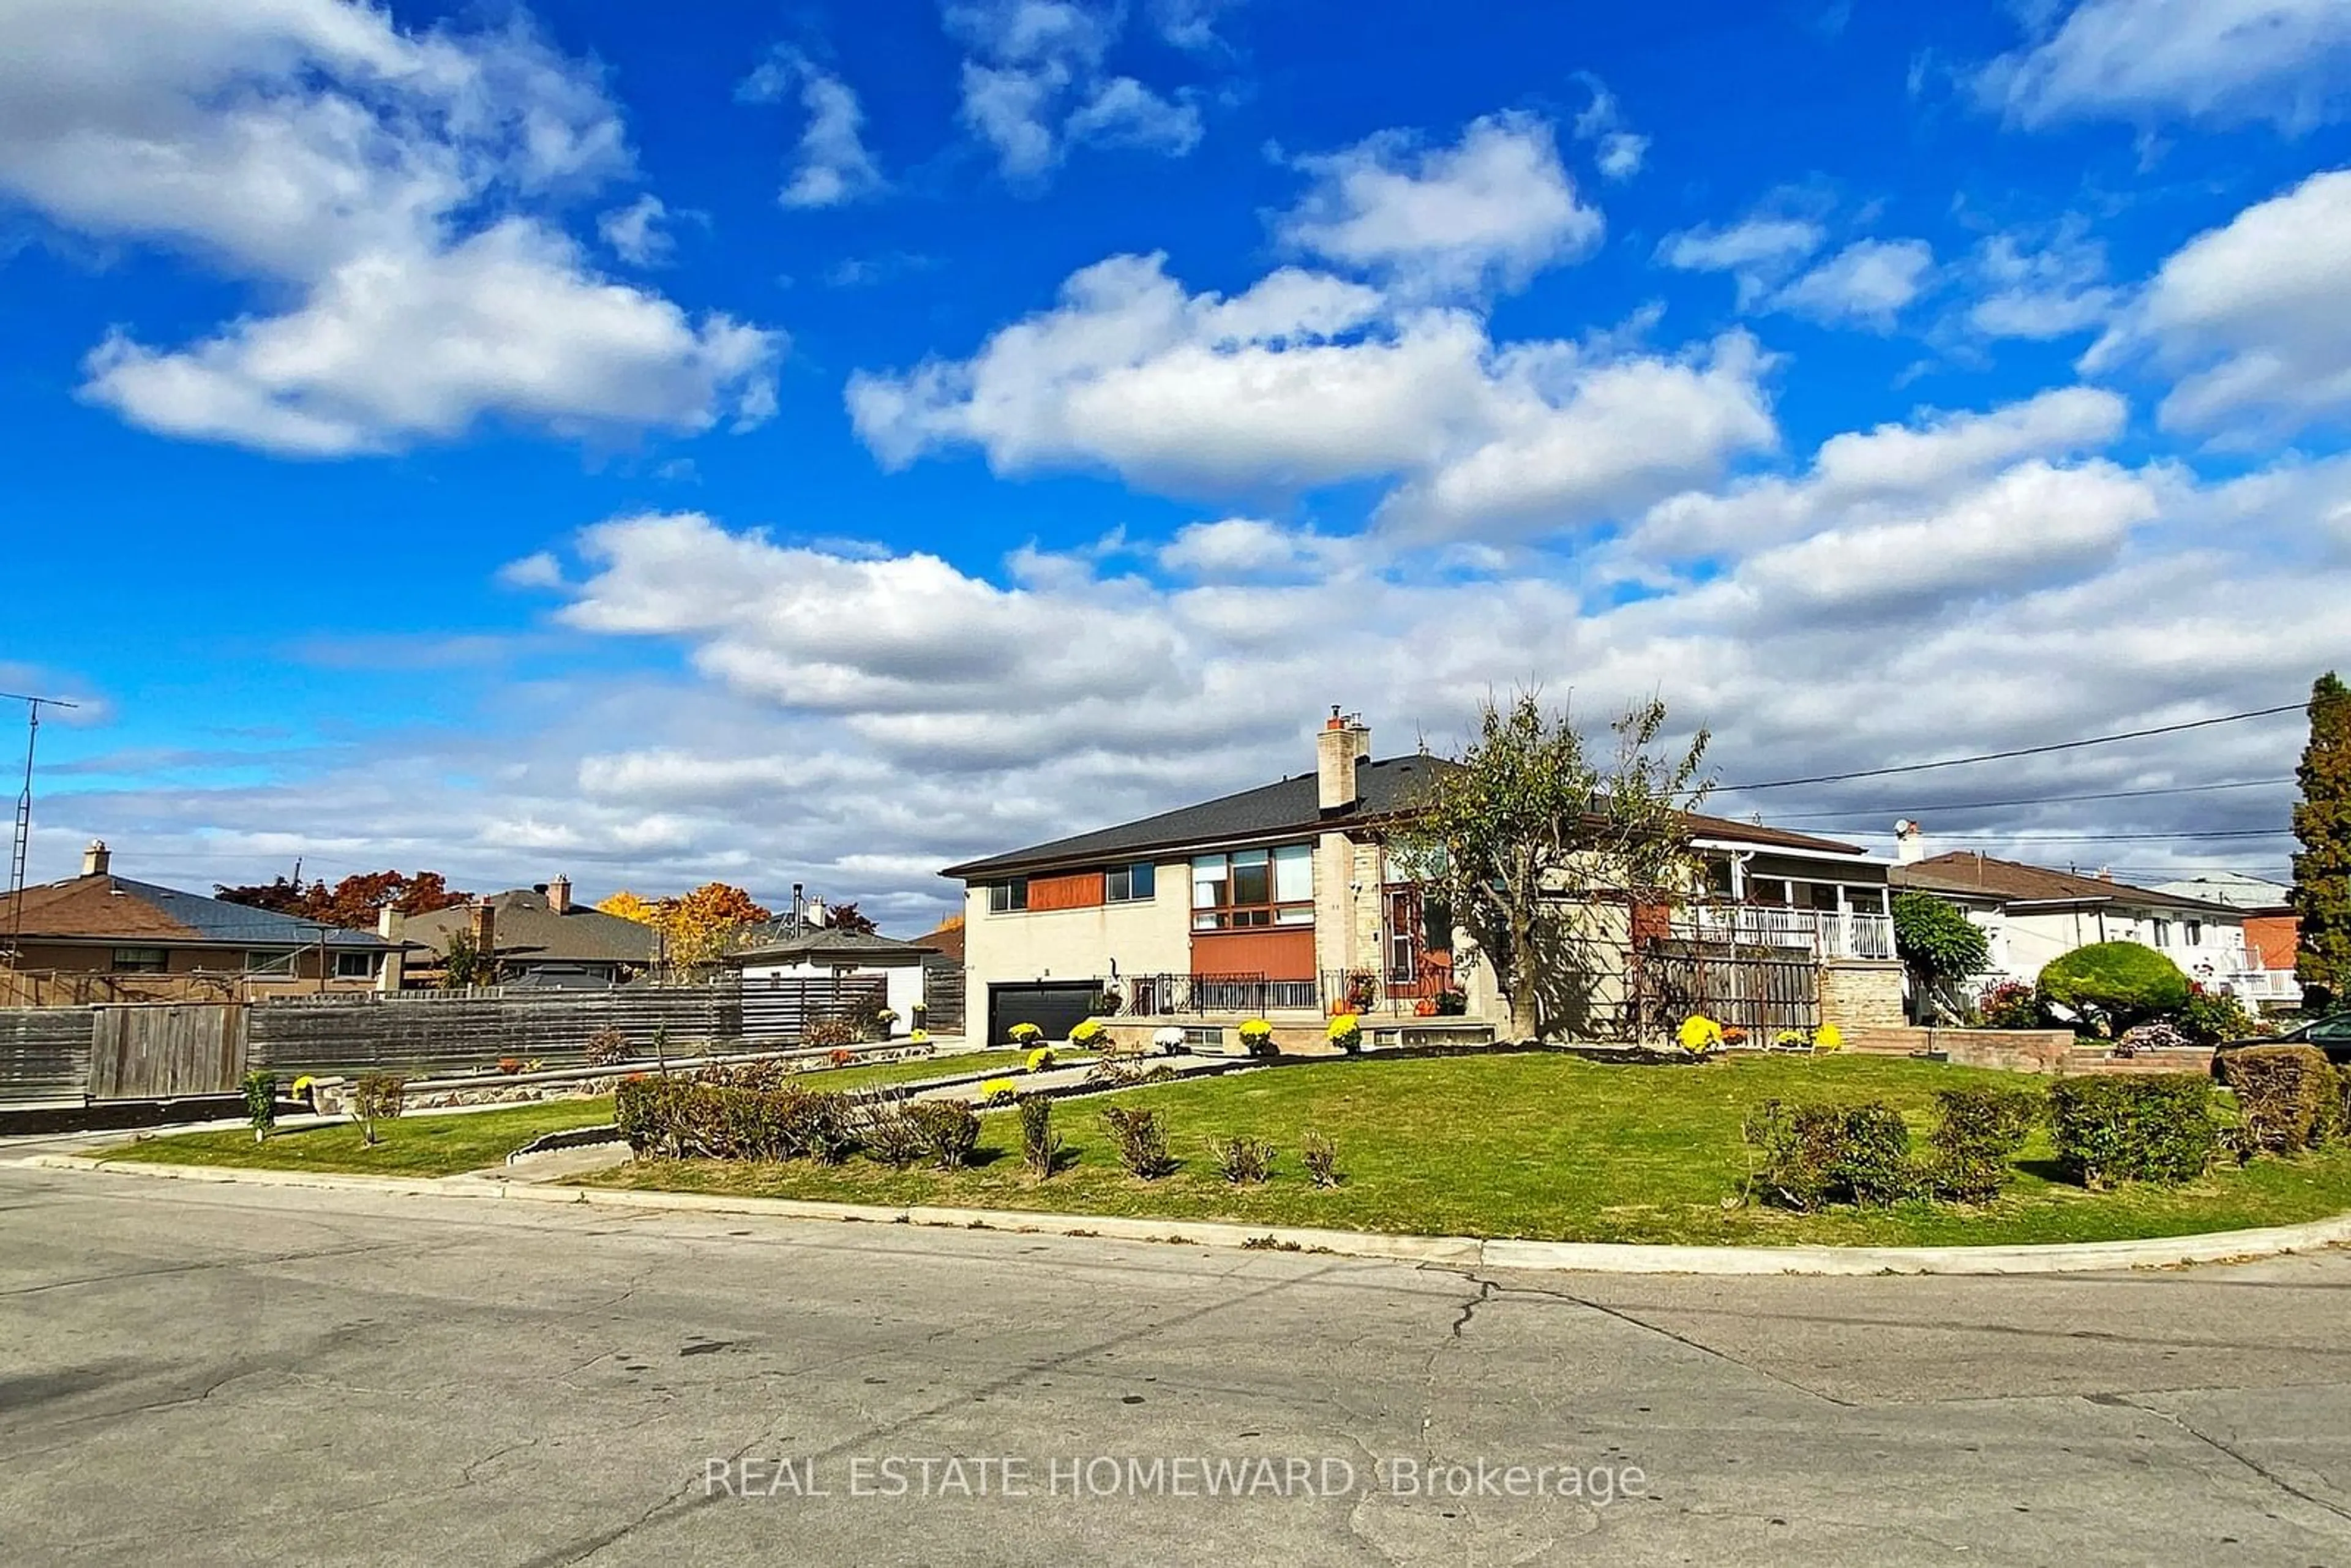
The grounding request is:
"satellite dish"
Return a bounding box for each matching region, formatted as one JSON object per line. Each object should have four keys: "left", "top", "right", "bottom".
{"left": 1894, "top": 819, "right": 1917, "bottom": 835}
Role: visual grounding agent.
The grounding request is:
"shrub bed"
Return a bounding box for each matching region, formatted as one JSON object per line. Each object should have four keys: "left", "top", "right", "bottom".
{"left": 614, "top": 1078, "right": 857, "bottom": 1163}
{"left": 1744, "top": 1099, "right": 1918, "bottom": 1210}
{"left": 2219, "top": 1045, "right": 2339, "bottom": 1155}
{"left": 2047, "top": 1075, "right": 2217, "bottom": 1188}
{"left": 1924, "top": 1084, "right": 2042, "bottom": 1202}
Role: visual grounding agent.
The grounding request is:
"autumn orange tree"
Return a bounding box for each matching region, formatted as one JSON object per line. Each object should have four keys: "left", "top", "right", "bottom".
{"left": 217, "top": 870, "right": 470, "bottom": 929}
{"left": 599, "top": 883, "right": 772, "bottom": 970}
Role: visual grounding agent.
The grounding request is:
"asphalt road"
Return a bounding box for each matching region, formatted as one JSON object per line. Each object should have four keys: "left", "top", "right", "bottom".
{"left": 4, "top": 1166, "right": 2350, "bottom": 1567}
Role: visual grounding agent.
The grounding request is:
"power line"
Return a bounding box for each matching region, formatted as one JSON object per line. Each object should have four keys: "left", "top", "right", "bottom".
{"left": 1861, "top": 827, "right": 2292, "bottom": 844}
{"left": 1723, "top": 702, "right": 2308, "bottom": 791}
{"left": 1769, "top": 776, "right": 2292, "bottom": 821}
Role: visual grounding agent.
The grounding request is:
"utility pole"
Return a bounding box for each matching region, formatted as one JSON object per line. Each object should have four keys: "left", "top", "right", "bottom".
{"left": 4, "top": 691, "right": 78, "bottom": 971}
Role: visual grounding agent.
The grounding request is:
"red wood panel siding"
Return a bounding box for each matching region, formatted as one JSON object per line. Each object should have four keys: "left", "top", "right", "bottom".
{"left": 1190, "top": 928, "right": 1316, "bottom": 980}
{"left": 1029, "top": 871, "right": 1105, "bottom": 911}
{"left": 2244, "top": 912, "right": 2299, "bottom": 972}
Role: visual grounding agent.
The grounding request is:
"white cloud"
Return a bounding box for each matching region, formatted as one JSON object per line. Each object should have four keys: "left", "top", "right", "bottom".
{"left": 1965, "top": 224, "right": 2116, "bottom": 339}
{"left": 2086, "top": 168, "right": 2351, "bottom": 437}
{"left": 743, "top": 47, "right": 886, "bottom": 208}
{"left": 1979, "top": 0, "right": 2351, "bottom": 130}
{"left": 598, "top": 194, "right": 672, "bottom": 266}
{"left": 1770, "top": 238, "right": 1935, "bottom": 331}
{"left": 0, "top": 0, "right": 779, "bottom": 454}
{"left": 943, "top": 0, "right": 1199, "bottom": 183}
{"left": 1571, "top": 76, "right": 1648, "bottom": 182}
{"left": 1622, "top": 385, "right": 2131, "bottom": 563}
{"left": 56, "top": 399, "right": 2347, "bottom": 918}
{"left": 1155, "top": 517, "right": 1354, "bottom": 579}
{"left": 496, "top": 550, "right": 568, "bottom": 590}
{"left": 1657, "top": 214, "right": 1828, "bottom": 306}
{"left": 82, "top": 220, "right": 781, "bottom": 456}
{"left": 1147, "top": 0, "right": 1243, "bottom": 51}
{"left": 1065, "top": 77, "right": 1202, "bottom": 155}
{"left": 1277, "top": 112, "right": 1602, "bottom": 294}
{"left": 846, "top": 251, "right": 1776, "bottom": 537}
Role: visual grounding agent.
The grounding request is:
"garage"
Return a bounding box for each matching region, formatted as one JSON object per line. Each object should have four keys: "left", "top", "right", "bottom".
{"left": 985, "top": 981, "right": 1101, "bottom": 1046}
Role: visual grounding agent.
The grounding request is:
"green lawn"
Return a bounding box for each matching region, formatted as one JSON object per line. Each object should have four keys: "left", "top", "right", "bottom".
{"left": 587, "top": 1051, "right": 2351, "bottom": 1248}
{"left": 93, "top": 1048, "right": 1043, "bottom": 1177}
{"left": 99, "top": 1097, "right": 620, "bottom": 1177}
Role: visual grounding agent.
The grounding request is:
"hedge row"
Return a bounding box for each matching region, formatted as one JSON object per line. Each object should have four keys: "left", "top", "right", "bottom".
{"left": 615, "top": 1078, "right": 983, "bottom": 1170}
{"left": 1744, "top": 1073, "right": 2249, "bottom": 1209}
{"left": 2217, "top": 1045, "right": 2344, "bottom": 1157}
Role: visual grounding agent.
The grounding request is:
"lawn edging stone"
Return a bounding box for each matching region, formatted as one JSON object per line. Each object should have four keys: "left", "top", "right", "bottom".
{"left": 25, "top": 1152, "right": 2351, "bottom": 1277}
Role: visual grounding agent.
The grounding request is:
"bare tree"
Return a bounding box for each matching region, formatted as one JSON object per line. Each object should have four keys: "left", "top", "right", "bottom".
{"left": 1396, "top": 691, "right": 1711, "bottom": 1041}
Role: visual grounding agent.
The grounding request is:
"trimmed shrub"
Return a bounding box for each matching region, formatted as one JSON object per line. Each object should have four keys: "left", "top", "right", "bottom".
{"left": 1018, "top": 1093, "right": 1062, "bottom": 1179}
{"left": 2177, "top": 986, "right": 2260, "bottom": 1046}
{"left": 242, "top": 1069, "right": 277, "bottom": 1144}
{"left": 2221, "top": 1044, "right": 2338, "bottom": 1155}
{"left": 803, "top": 1015, "right": 858, "bottom": 1051}
{"left": 2047, "top": 1075, "right": 2216, "bottom": 1188}
{"left": 352, "top": 1073, "right": 407, "bottom": 1146}
{"left": 1300, "top": 1130, "right": 1340, "bottom": 1188}
{"left": 583, "top": 1026, "right": 632, "bottom": 1067}
{"left": 857, "top": 1095, "right": 928, "bottom": 1168}
{"left": 1976, "top": 981, "right": 2043, "bottom": 1030}
{"left": 1924, "top": 1084, "right": 2042, "bottom": 1202}
{"left": 2037, "top": 942, "right": 2191, "bottom": 1029}
{"left": 908, "top": 1099, "right": 981, "bottom": 1171}
{"left": 1743, "top": 1099, "right": 1918, "bottom": 1210}
{"left": 613, "top": 1079, "right": 857, "bottom": 1162}
{"left": 1101, "top": 1106, "right": 1176, "bottom": 1179}
{"left": 1208, "top": 1134, "right": 1275, "bottom": 1184}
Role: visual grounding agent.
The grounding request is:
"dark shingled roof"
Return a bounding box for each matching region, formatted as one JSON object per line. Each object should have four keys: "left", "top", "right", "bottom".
{"left": 1892, "top": 852, "right": 2246, "bottom": 916}
{"left": 2, "top": 874, "right": 389, "bottom": 948}
{"left": 402, "top": 888, "right": 661, "bottom": 965}
{"left": 727, "top": 929, "right": 937, "bottom": 967}
{"left": 943, "top": 755, "right": 1870, "bottom": 880}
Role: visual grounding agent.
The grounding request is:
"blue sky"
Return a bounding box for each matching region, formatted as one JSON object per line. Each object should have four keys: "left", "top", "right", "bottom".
{"left": 4, "top": 0, "right": 2349, "bottom": 927}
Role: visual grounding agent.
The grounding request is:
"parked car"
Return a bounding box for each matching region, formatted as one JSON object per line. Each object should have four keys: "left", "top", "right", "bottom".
{"left": 2211, "top": 1011, "right": 2351, "bottom": 1076}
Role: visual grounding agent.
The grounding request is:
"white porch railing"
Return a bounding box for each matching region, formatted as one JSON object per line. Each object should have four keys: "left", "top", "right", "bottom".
{"left": 1678, "top": 906, "right": 1896, "bottom": 961}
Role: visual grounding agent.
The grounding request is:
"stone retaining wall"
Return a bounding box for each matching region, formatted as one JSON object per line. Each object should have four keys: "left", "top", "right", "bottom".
{"left": 1819, "top": 961, "right": 1906, "bottom": 1031}
{"left": 1840, "top": 1026, "right": 2214, "bottom": 1076}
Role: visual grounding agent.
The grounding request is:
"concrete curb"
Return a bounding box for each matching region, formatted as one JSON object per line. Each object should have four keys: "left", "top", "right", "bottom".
{"left": 18, "top": 1152, "right": 2351, "bottom": 1276}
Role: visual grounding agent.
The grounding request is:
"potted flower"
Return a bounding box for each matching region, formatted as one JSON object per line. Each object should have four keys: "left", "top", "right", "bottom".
{"left": 1068, "top": 1017, "right": 1108, "bottom": 1054}
{"left": 1237, "top": 1018, "right": 1275, "bottom": 1057}
{"left": 1008, "top": 1022, "right": 1045, "bottom": 1048}
{"left": 1675, "top": 1015, "right": 1724, "bottom": 1057}
{"left": 1326, "top": 1013, "right": 1363, "bottom": 1054}
{"left": 1151, "top": 1025, "right": 1185, "bottom": 1056}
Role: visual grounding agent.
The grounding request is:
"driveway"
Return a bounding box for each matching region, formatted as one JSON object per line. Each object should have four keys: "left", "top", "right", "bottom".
{"left": 2, "top": 1165, "right": 2347, "bottom": 1566}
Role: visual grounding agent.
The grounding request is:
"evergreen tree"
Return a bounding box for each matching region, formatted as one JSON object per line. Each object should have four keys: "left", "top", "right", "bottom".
{"left": 2292, "top": 672, "right": 2351, "bottom": 1012}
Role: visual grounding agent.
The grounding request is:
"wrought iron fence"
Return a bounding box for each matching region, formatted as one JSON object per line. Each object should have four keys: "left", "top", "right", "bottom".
{"left": 1115, "top": 973, "right": 1320, "bottom": 1016}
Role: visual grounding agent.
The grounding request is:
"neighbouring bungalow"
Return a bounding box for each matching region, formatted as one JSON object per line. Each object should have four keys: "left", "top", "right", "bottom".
{"left": 1890, "top": 839, "right": 2279, "bottom": 1008}
{"left": 725, "top": 928, "right": 937, "bottom": 1039}
{"left": 2153, "top": 872, "right": 2302, "bottom": 1011}
{"left": 941, "top": 711, "right": 1901, "bottom": 1047}
{"left": 397, "top": 876, "right": 659, "bottom": 989}
{"left": 0, "top": 841, "right": 395, "bottom": 1005}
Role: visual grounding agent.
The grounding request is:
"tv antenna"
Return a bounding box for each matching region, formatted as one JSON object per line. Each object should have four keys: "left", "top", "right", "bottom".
{"left": 4, "top": 691, "right": 79, "bottom": 970}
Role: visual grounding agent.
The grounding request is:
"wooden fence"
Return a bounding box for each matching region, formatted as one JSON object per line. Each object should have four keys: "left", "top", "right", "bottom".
{"left": 0, "top": 1010, "right": 97, "bottom": 1104}
{"left": 922, "top": 959, "right": 966, "bottom": 1035}
{"left": 1632, "top": 942, "right": 1820, "bottom": 1036}
{"left": 0, "top": 977, "right": 888, "bottom": 1104}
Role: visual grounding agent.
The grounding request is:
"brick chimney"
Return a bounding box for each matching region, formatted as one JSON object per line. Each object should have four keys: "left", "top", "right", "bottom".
{"left": 548, "top": 874, "right": 572, "bottom": 915}
{"left": 468, "top": 899, "right": 497, "bottom": 958}
{"left": 81, "top": 839, "right": 110, "bottom": 877}
{"left": 1316, "top": 708, "right": 1370, "bottom": 812}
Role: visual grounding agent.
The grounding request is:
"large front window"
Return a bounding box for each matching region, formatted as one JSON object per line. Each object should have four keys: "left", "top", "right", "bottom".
{"left": 1191, "top": 846, "right": 1313, "bottom": 931}
{"left": 1106, "top": 862, "right": 1156, "bottom": 903}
